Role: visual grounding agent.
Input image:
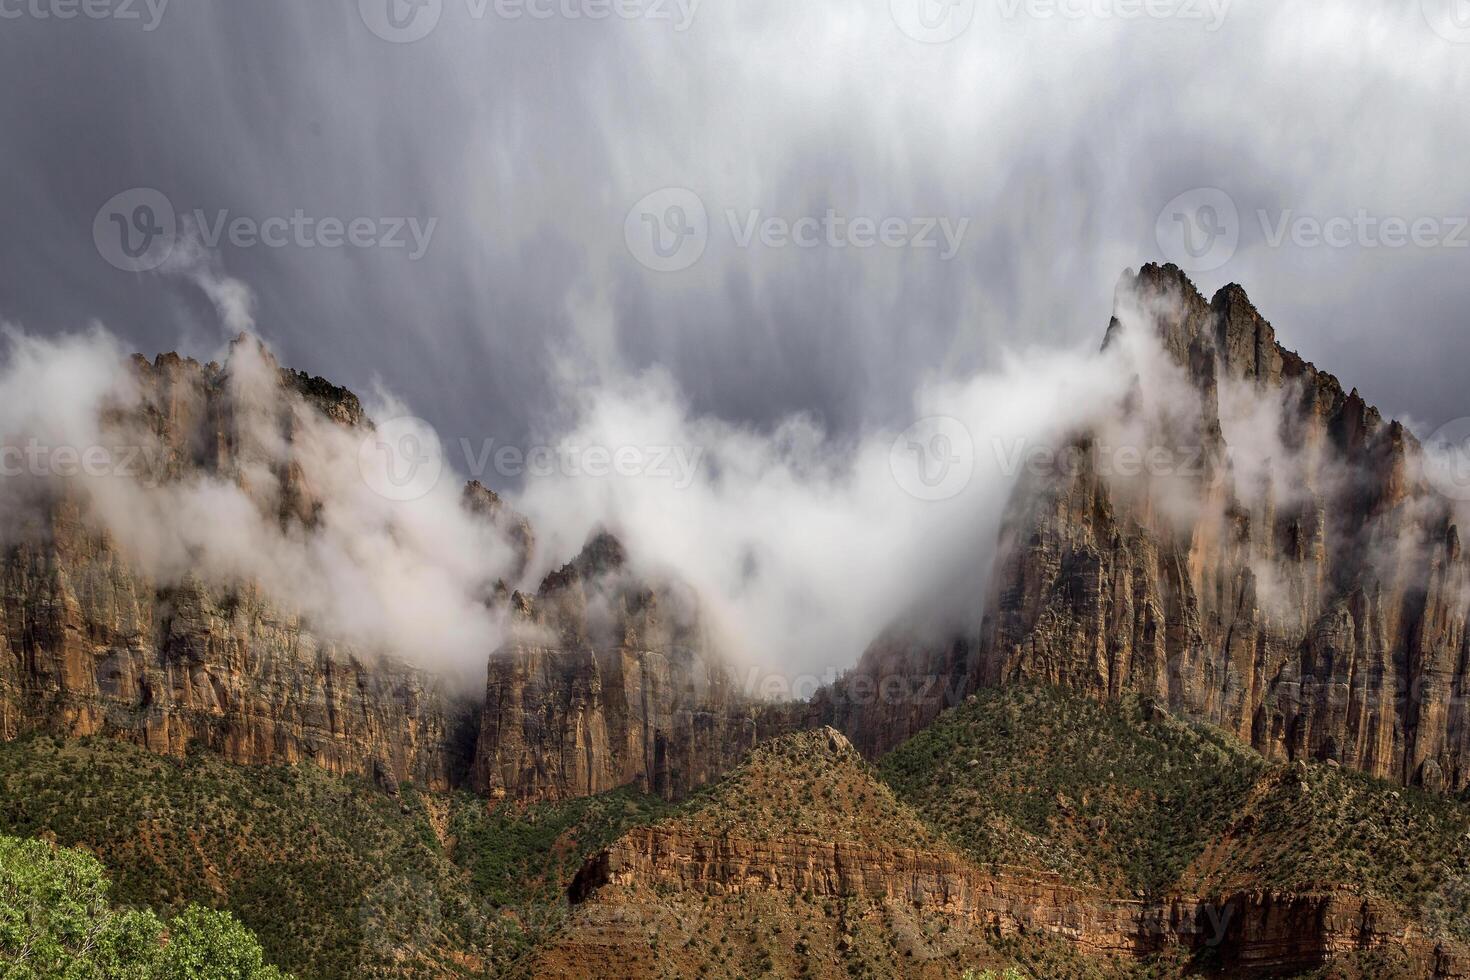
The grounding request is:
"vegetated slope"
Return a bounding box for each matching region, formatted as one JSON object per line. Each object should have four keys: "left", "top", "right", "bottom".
{"left": 0, "top": 734, "right": 670, "bottom": 979}
{"left": 1180, "top": 761, "right": 1470, "bottom": 934}
{"left": 534, "top": 727, "right": 1116, "bottom": 980}
{"left": 880, "top": 686, "right": 1268, "bottom": 896}
{"left": 880, "top": 685, "right": 1470, "bottom": 941}
{"left": 671, "top": 725, "right": 943, "bottom": 848}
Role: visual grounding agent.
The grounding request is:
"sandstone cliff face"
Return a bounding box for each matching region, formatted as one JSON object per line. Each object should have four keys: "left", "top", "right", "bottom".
{"left": 569, "top": 823, "right": 1143, "bottom": 952}
{"left": 827, "top": 264, "right": 1470, "bottom": 793}
{"left": 0, "top": 343, "right": 477, "bottom": 791}
{"left": 569, "top": 826, "right": 1467, "bottom": 974}
{"left": 1, "top": 335, "right": 766, "bottom": 803}
{"left": 472, "top": 532, "right": 790, "bottom": 801}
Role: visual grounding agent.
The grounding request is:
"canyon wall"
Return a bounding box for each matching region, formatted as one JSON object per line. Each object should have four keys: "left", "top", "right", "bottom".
{"left": 823, "top": 264, "right": 1470, "bottom": 793}
{"left": 0, "top": 345, "right": 476, "bottom": 791}
{"left": 0, "top": 336, "right": 784, "bottom": 802}
{"left": 472, "top": 531, "right": 795, "bottom": 801}
{"left": 10, "top": 263, "right": 1467, "bottom": 807}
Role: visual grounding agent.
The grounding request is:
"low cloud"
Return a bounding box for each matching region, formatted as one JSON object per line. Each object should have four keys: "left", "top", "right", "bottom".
{"left": 512, "top": 335, "right": 1135, "bottom": 677}
{"left": 0, "top": 315, "right": 523, "bottom": 682}
{"left": 5, "top": 265, "right": 1465, "bottom": 689}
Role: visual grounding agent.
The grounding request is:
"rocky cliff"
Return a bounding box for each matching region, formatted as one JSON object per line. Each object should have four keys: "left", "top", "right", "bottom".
{"left": 11, "top": 262, "right": 1466, "bottom": 811}
{"left": 568, "top": 827, "right": 1466, "bottom": 975}
{"left": 472, "top": 531, "right": 793, "bottom": 801}
{"left": 824, "top": 264, "right": 1470, "bottom": 793}
{"left": 0, "top": 341, "right": 480, "bottom": 791}
{"left": 568, "top": 823, "right": 1141, "bottom": 952}
{"left": 0, "top": 333, "right": 778, "bottom": 803}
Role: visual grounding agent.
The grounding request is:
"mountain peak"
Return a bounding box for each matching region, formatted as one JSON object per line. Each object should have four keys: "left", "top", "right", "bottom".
{"left": 1108, "top": 262, "right": 1214, "bottom": 364}
{"left": 574, "top": 528, "right": 627, "bottom": 576}
{"left": 1129, "top": 261, "right": 1206, "bottom": 302}
{"left": 1210, "top": 281, "right": 1257, "bottom": 312}
{"left": 533, "top": 527, "right": 630, "bottom": 598}
{"left": 461, "top": 479, "right": 505, "bottom": 513}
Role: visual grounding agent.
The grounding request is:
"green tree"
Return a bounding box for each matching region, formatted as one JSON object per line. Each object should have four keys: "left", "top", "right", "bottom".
{"left": 0, "top": 835, "right": 288, "bottom": 979}
{"left": 154, "top": 906, "right": 286, "bottom": 980}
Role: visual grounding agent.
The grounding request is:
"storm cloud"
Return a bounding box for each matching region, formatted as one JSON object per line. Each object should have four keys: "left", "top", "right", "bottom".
{"left": 1, "top": 1, "right": 1467, "bottom": 478}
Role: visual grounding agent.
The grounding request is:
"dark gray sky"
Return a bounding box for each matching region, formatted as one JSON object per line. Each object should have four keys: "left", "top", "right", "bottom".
{"left": 2, "top": 0, "right": 1468, "bottom": 461}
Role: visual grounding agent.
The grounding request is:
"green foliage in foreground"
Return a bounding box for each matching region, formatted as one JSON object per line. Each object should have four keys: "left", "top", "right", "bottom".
{"left": 0, "top": 834, "right": 288, "bottom": 979}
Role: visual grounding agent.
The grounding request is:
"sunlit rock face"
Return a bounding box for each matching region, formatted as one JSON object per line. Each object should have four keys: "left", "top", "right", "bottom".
{"left": 471, "top": 530, "right": 799, "bottom": 802}
{"left": 0, "top": 336, "right": 793, "bottom": 803}
{"left": 827, "top": 264, "right": 1470, "bottom": 792}
{"left": 0, "top": 342, "right": 478, "bottom": 791}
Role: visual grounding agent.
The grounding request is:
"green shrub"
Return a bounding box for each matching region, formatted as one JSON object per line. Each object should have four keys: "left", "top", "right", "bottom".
{"left": 0, "top": 834, "right": 288, "bottom": 979}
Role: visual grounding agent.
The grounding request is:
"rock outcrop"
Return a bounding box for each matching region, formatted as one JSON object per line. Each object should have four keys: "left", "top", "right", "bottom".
{"left": 0, "top": 341, "right": 480, "bottom": 790}
{"left": 570, "top": 827, "right": 1468, "bottom": 974}
{"left": 472, "top": 531, "right": 793, "bottom": 801}
{"left": 825, "top": 264, "right": 1470, "bottom": 793}
{"left": 462, "top": 480, "right": 535, "bottom": 586}
{"left": 570, "top": 823, "right": 1141, "bottom": 951}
